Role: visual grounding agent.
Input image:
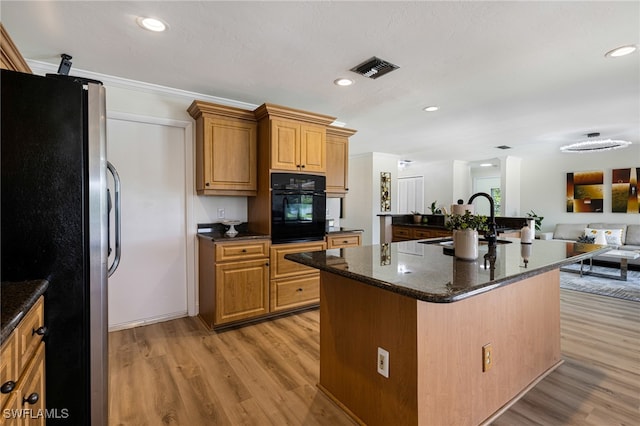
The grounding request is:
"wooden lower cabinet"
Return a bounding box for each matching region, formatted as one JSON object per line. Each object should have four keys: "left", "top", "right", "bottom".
{"left": 270, "top": 241, "right": 326, "bottom": 312}
{"left": 198, "top": 238, "right": 270, "bottom": 329}
{"left": 198, "top": 238, "right": 328, "bottom": 329}
{"left": 326, "top": 232, "right": 362, "bottom": 249}
{"left": 270, "top": 274, "right": 320, "bottom": 312}
{"left": 215, "top": 259, "right": 270, "bottom": 324}
{"left": 0, "top": 297, "right": 46, "bottom": 426}
{"left": 392, "top": 225, "right": 451, "bottom": 242}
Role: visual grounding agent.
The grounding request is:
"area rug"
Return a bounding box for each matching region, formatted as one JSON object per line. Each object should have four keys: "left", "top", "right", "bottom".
{"left": 560, "top": 265, "right": 640, "bottom": 302}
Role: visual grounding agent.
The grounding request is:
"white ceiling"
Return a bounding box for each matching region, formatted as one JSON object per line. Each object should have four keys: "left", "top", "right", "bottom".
{"left": 2, "top": 1, "right": 639, "bottom": 163}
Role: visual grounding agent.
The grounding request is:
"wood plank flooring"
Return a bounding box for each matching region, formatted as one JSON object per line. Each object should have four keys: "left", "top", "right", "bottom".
{"left": 109, "top": 289, "right": 639, "bottom": 425}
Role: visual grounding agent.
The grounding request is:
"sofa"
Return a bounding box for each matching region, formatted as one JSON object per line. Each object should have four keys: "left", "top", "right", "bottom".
{"left": 552, "top": 223, "right": 640, "bottom": 268}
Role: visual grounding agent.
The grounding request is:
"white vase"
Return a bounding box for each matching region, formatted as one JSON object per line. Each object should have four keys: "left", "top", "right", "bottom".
{"left": 453, "top": 229, "right": 479, "bottom": 260}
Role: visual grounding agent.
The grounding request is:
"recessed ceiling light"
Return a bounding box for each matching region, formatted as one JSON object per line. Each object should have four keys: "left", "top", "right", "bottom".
{"left": 423, "top": 106, "right": 439, "bottom": 112}
{"left": 480, "top": 163, "right": 493, "bottom": 167}
{"left": 334, "top": 78, "right": 354, "bottom": 87}
{"left": 137, "top": 17, "right": 168, "bottom": 32}
{"left": 605, "top": 44, "right": 637, "bottom": 58}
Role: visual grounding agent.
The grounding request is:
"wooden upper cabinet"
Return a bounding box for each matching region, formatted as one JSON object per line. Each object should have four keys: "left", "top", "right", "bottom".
{"left": 255, "top": 103, "right": 335, "bottom": 174}
{"left": 270, "top": 119, "right": 300, "bottom": 171}
{"left": 0, "top": 23, "right": 32, "bottom": 73}
{"left": 188, "top": 100, "right": 257, "bottom": 196}
{"left": 326, "top": 126, "right": 356, "bottom": 197}
{"left": 299, "top": 124, "right": 326, "bottom": 173}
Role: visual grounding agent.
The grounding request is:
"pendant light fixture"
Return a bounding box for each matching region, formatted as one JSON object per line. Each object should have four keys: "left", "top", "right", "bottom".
{"left": 560, "top": 132, "right": 632, "bottom": 153}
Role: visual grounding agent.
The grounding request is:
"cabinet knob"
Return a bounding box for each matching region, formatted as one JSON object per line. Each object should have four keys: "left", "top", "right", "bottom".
{"left": 205, "top": 182, "right": 210, "bottom": 187}
{"left": 23, "top": 392, "right": 39, "bottom": 405}
{"left": 265, "top": 262, "right": 269, "bottom": 267}
{"left": 32, "top": 326, "right": 47, "bottom": 337}
{"left": 300, "top": 164, "right": 306, "bottom": 168}
{"left": 1, "top": 381, "right": 15, "bottom": 394}
{"left": 296, "top": 288, "right": 303, "bottom": 292}
{"left": 241, "top": 249, "right": 247, "bottom": 253}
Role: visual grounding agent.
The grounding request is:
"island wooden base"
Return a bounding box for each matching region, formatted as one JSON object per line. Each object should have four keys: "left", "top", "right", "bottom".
{"left": 318, "top": 269, "right": 561, "bottom": 426}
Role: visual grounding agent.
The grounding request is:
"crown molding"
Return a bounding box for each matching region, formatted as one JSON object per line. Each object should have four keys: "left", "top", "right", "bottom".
{"left": 25, "top": 59, "right": 347, "bottom": 127}
{"left": 26, "top": 60, "right": 258, "bottom": 110}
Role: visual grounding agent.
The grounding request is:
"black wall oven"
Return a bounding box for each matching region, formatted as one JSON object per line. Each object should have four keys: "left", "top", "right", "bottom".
{"left": 271, "top": 173, "right": 326, "bottom": 244}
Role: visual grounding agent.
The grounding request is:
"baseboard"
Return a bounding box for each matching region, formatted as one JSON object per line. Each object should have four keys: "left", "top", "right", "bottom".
{"left": 108, "top": 310, "right": 188, "bottom": 332}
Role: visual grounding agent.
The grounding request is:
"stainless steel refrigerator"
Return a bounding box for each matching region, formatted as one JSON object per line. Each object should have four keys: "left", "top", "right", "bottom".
{"left": 1, "top": 69, "right": 121, "bottom": 425}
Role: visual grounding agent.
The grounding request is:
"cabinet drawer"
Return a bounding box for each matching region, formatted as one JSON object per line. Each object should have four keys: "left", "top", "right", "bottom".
{"left": 392, "top": 227, "right": 411, "bottom": 237}
{"left": 0, "top": 333, "right": 17, "bottom": 413}
{"left": 326, "top": 233, "right": 361, "bottom": 249}
{"left": 17, "top": 297, "right": 44, "bottom": 374}
{"left": 215, "top": 240, "right": 270, "bottom": 262}
{"left": 271, "top": 275, "right": 319, "bottom": 311}
{"left": 270, "top": 241, "right": 326, "bottom": 279}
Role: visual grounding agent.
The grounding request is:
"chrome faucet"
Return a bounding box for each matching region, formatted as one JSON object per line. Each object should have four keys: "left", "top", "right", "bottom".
{"left": 468, "top": 192, "right": 497, "bottom": 245}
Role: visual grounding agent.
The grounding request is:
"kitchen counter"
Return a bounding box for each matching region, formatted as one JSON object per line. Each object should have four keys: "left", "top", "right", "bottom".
{"left": 1, "top": 279, "right": 49, "bottom": 345}
{"left": 286, "top": 238, "right": 608, "bottom": 303}
{"left": 197, "top": 222, "right": 269, "bottom": 242}
{"left": 326, "top": 227, "right": 364, "bottom": 235}
{"left": 285, "top": 238, "right": 608, "bottom": 425}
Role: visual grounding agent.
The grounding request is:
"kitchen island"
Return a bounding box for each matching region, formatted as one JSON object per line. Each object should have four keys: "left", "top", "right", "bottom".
{"left": 286, "top": 239, "right": 609, "bottom": 426}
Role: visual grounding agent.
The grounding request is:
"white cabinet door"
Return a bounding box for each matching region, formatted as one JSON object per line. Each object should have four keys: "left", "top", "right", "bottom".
{"left": 107, "top": 118, "right": 188, "bottom": 329}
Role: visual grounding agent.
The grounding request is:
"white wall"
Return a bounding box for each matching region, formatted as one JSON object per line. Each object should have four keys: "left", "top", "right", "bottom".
{"left": 520, "top": 145, "right": 640, "bottom": 233}
{"left": 342, "top": 154, "right": 374, "bottom": 244}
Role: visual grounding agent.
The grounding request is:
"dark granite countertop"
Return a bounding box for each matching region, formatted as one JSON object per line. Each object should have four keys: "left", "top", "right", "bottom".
{"left": 286, "top": 239, "right": 609, "bottom": 303}
{"left": 197, "top": 231, "right": 271, "bottom": 242}
{"left": 327, "top": 227, "right": 364, "bottom": 235}
{"left": 1, "top": 279, "right": 49, "bottom": 345}
{"left": 197, "top": 222, "right": 270, "bottom": 242}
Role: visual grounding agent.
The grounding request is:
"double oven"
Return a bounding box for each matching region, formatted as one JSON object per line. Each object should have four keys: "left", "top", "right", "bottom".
{"left": 271, "top": 173, "right": 326, "bottom": 244}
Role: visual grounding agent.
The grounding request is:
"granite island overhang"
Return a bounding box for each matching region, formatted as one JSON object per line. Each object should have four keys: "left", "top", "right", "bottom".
{"left": 285, "top": 239, "right": 609, "bottom": 426}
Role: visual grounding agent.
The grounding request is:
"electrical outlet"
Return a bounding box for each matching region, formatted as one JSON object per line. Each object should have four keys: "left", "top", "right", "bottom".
{"left": 217, "top": 208, "right": 225, "bottom": 219}
{"left": 377, "top": 347, "right": 389, "bottom": 378}
{"left": 482, "top": 343, "right": 493, "bottom": 372}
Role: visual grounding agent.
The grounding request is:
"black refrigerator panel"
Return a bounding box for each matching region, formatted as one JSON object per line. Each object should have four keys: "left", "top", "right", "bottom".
{"left": 1, "top": 69, "right": 90, "bottom": 424}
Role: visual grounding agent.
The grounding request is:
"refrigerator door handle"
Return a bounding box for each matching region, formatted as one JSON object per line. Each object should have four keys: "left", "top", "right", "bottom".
{"left": 107, "top": 161, "right": 122, "bottom": 276}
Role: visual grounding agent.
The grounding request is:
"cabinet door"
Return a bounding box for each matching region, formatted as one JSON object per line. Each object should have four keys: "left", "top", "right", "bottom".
{"left": 299, "top": 124, "right": 326, "bottom": 173}
{"left": 17, "top": 344, "right": 45, "bottom": 426}
{"left": 215, "top": 259, "right": 269, "bottom": 325}
{"left": 326, "top": 134, "right": 348, "bottom": 195}
{"left": 0, "top": 333, "right": 17, "bottom": 414}
{"left": 203, "top": 117, "right": 257, "bottom": 193}
{"left": 270, "top": 120, "right": 300, "bottom": 171}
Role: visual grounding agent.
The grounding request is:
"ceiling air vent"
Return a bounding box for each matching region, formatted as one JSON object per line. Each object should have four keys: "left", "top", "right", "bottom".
{"left": 350, "top": 56, "right": 399, "bottom": 79}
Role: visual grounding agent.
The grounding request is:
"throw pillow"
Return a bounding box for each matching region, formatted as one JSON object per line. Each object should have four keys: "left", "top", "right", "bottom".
{"left": 584, "top": 228, "right": 623, "bottom": 246}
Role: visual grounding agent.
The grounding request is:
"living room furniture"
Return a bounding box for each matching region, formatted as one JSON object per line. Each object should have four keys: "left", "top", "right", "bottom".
{"left": 560, "top": 250, "right": 640, "bottom": 281}
{"left": 552, "top": 223, "right": 640, "bottom": 267}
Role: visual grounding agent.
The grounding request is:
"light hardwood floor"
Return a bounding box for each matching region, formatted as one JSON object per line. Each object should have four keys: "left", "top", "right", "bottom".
{"left": 109, "top": 289, "right": 639, "bottom": 425}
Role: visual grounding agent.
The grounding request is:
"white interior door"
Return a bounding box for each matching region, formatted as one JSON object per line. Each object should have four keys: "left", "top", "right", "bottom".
{"left": 398, "top": 176, "right": 424, "bottom": 213}
{"left": 107, "top": 118, "right": 188, "bottom": 329}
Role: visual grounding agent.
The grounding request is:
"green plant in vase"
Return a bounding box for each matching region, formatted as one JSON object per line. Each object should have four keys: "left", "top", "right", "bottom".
{"left": 445, "top": 211, "right": 489, "bottom": 232}
{"left": 445, "top": 211, "right": 489, "bottom": 260}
